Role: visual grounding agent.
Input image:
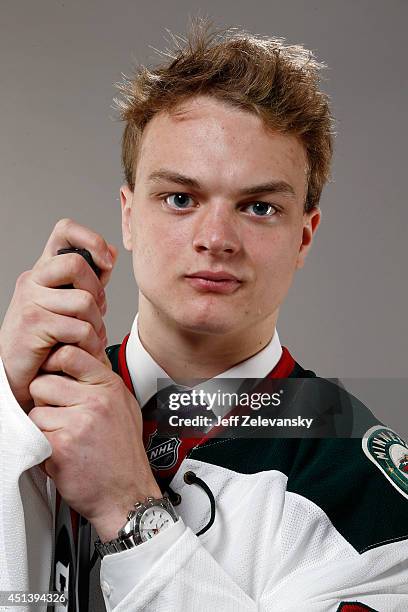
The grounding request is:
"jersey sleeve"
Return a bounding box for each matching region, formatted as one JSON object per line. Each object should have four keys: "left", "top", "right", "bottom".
{"left": 97, "top": 448, "right": 408, "bottom": 612}
{"left": 100, "top": 520, "right": 257, "bottom": 611}
{"left": 0, "top": 356, "right": 54, "bottom": 604}
{"left": 98, "top": 500, "right": 407, "bottom": 612}
{"left": 98, "top": 514, "right": 407, "bottom": 612}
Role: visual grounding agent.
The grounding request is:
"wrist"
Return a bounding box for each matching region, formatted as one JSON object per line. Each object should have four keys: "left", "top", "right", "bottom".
{"left": 91, "top": 484, "right": 163, "bottom": 542}
{"left": 94, "top": 494, "right": 179, "bottom": 558}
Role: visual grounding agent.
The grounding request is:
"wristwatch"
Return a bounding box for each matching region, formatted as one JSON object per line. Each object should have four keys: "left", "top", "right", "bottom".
{"left": 94, "top": 495, "right": 179, "bottom": 558}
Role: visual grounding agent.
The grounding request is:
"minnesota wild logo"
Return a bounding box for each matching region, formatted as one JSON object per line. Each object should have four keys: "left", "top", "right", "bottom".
{"left": 399, "top": 453, "right": 408, "bottom": 473}
{"left": 362, "top": 426, "right": 408, "bottom": 499}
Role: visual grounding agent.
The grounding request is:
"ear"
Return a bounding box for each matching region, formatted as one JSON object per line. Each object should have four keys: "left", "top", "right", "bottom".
{"left": 296, "top": 206, "right": 321, "bottom": 269}
{"left": 120, "top": 184, "right": 134, "bottom": 251}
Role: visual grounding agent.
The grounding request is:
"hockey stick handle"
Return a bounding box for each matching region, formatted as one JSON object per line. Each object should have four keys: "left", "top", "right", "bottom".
{"left": 53, "top": 247, "right": 101, "bottom": 612}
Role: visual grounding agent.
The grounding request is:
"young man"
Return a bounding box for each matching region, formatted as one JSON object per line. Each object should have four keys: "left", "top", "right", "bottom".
{"left": 0, "top": 22, "right": 407, "bottom": 612}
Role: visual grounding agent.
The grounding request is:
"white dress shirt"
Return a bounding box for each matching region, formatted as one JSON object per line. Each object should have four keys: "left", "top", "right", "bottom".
{"left": 126, "top": 313, "right": 282, "bottom": 409}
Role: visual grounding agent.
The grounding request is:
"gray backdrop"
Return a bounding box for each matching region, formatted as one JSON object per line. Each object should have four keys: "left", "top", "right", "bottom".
{"left": 1, "top": 1, "right": 407, "bottom": 434}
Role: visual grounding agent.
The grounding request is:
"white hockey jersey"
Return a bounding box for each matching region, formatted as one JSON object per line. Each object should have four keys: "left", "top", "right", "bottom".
{"left": 1, "top": 337, "right": 407, "bottom": 612}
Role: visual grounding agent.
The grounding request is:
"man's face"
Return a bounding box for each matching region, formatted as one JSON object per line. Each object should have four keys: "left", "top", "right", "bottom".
{"left": 121, "top": 95, "right": 320, "bottom": 338}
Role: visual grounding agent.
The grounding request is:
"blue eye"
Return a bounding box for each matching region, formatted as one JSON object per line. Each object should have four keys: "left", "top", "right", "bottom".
{"left": 164, "top": 193, "right": 195, "bottom": 209}
{"left": 244, "top": 202, "right": 276, "bottom": 216}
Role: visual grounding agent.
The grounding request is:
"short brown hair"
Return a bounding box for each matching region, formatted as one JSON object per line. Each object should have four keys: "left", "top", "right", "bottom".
{"left": 114, "top": 19, "right": 334, "bottom": 211}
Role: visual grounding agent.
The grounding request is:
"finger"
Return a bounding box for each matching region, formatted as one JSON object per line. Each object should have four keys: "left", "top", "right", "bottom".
{"left": 32, "top": 253, "right": 106, "bottom": 309}
{"left": 41, "top": 347, "right": 112, "bottom": 372}
{"left": 39, "top": 344, "right": 113, "bottom": 385}
{"left": 33, "top": 310, "right": 107, "bottom": 363}
{"left": 28, "top": 404, "right": 78, "bottom": 429}
{"left": 32, "top": 286, "right": 106, "bottom": 335}
{"left": 99, "top": 243, "right": 118, "bottom": 288}
{"left": 40, "top": 219, "right": 114, "bottom": 283}
{"left": 29, "top": 373, "right": 87, "bottom": 407}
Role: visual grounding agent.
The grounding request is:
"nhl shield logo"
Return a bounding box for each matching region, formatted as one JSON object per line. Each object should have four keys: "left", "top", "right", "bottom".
{"left": 362, "top": 426, "right": 408, "bottom": 499}
{"left": 146, "top": 430, "right": 181, "bottom": 471}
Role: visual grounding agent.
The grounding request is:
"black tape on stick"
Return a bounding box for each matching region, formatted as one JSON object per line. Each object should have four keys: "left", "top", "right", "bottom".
{"left": 51, "top": 248, "right": 101, "bottom": 612}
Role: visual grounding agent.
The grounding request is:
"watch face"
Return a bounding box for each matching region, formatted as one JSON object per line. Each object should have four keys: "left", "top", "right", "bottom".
{"left": 139, "top": 506, "right": 174, "bottom": 541}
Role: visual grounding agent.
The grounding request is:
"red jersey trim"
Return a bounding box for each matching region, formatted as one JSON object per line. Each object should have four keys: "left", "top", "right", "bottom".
{"left": 337, "top": 603, "right": 378, "bottom": 612}
{"left": 267, "top": 346, "right": 295, "bottom": 379}
{"left": 118, "top": 333, "right": 135, "bottom": 395}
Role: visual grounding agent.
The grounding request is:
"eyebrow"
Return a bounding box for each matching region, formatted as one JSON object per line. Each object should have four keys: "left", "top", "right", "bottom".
{"left": 147, "top": 169, "right": 296, "bottom": 197}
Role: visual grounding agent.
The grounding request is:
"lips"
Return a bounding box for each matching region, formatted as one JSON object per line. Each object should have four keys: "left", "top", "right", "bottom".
{"left": 187, "top": 270, "right": 240, "bottom": 282}
{"left": 185, "top": 270, "right": 242, "bottom": 294}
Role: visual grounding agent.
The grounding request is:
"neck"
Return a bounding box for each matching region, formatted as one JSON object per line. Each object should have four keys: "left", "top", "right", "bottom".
{"left": 136, "top": 297, "right": 278, "bottom": 382}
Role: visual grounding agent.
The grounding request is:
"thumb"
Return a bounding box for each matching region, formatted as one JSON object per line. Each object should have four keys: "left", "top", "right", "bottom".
{"left": 41, "top": 345, "right": 111, "bottom": 384}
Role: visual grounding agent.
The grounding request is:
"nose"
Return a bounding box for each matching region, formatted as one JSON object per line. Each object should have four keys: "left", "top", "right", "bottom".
{"left": 192, "top": 205, "right": 241, "bottom": 256}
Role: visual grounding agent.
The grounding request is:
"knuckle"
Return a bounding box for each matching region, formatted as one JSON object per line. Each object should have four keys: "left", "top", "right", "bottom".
{"left": 55, "top": 218, "right": 73, "bottom": 233}
{"left": 80, "top": 320, "right": 94, "bottom": 342}
{"left": 21, "top": 303, "right": 40, "bottom": 326}
{"left": 28, "top": 406, "right": 41, "bottom": 421}
{"left": 28, "top": 376, "right": 42, "bottom": 397}
{"left": 77, "top": 411, "right": 94, "bottom": 435}
{"left": 54, "top": 431, "right": 73, "bottom": 456}
{"left": 79, "top": 290, "right": 94, "bottom": 312}
{"left": 58, "top": 344, "right": 77, "bottom": 366}
{"left": 90, "top": 392, "right": 110, "bottom": 414}
{"left": 67, "top": 252, "right": 85, "bottom": 276}
{"left": 15, "top": 270, "right": 31, "bottom": 289}
{"left": 88, "top": 233, "right": 106, "bottom": 253}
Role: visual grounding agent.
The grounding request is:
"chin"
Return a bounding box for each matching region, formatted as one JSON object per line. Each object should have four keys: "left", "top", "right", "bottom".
{"left": 172, "top": 307, "right": 238, "bottom": 336}
{"left": 141, "top": 288, "right": 243, "bottom": 336}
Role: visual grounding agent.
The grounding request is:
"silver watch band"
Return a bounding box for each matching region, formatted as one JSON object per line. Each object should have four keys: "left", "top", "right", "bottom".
{"left": 94, "top": 531, "right": 143, "bottom": 557}
{"left": 94, "top": 495, "right": 178, "bottom": 559}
